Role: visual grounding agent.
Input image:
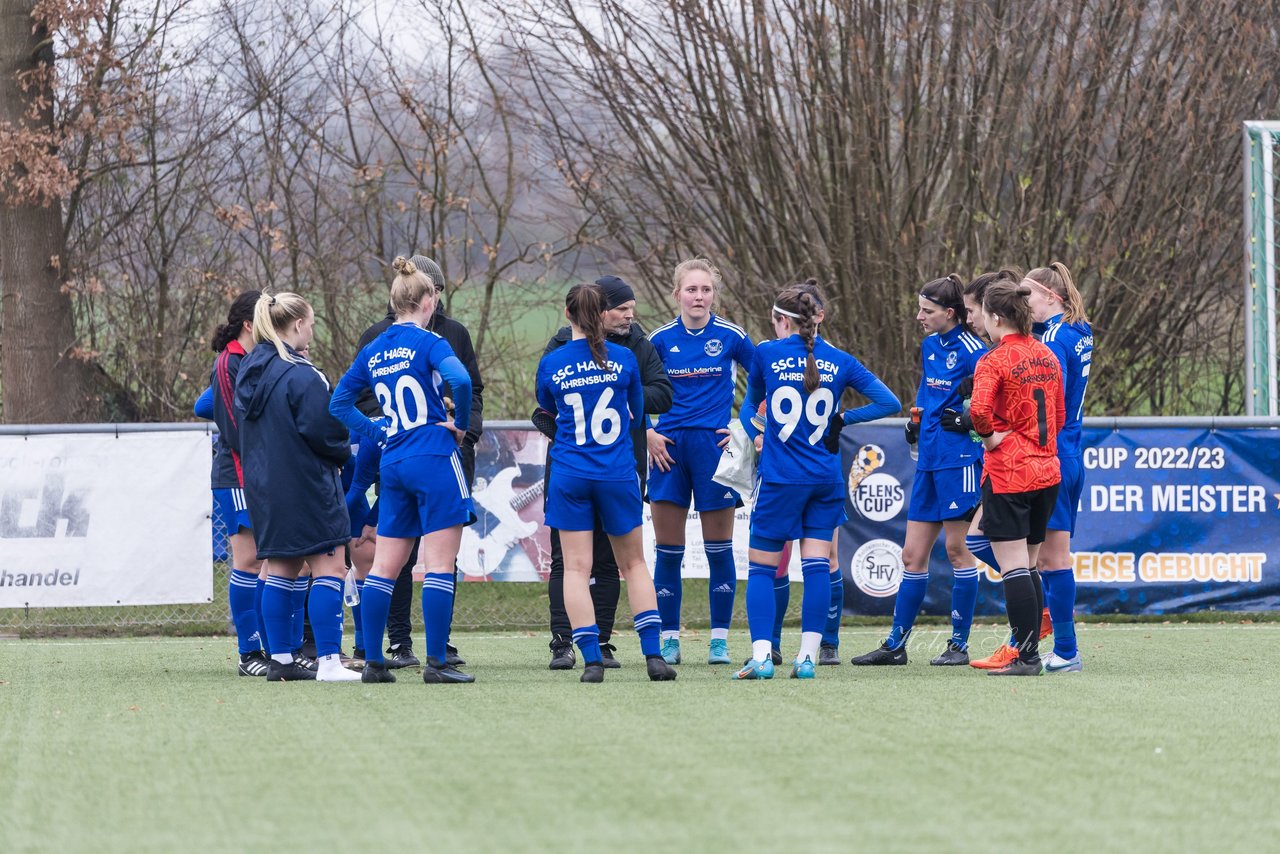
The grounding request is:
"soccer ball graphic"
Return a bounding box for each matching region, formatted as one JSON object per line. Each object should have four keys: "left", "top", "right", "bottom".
{"left": 847, "top": 443, "right": 886, "bottom": 491}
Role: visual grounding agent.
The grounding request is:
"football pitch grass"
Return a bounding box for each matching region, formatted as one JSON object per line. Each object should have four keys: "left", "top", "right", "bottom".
{"left": 2, "top": 624, "right": 1278, "bottom": 852}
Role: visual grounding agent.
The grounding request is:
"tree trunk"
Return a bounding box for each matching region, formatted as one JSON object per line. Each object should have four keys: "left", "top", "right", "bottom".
{"left": 0, "top": 0, "right": 96, "bottom": 422}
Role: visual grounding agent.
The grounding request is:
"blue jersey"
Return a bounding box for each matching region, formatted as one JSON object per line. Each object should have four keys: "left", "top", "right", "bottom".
{"left": 648, "top": 314, "right": 755, "bottom": 430}
{"left": 329, "top": 321, "right": 472, "bottom": 465}
{"left": 536, "top": 339, "right": 644, "bottom": 482}
{"left": 915, "top": 325, "right": 987, "bottom": 471}
{"left": 1040, "top": 314, "right": 1093, "bottom": 458}
{"left": 742, "top": 335, "right": 899, "bottom": 484}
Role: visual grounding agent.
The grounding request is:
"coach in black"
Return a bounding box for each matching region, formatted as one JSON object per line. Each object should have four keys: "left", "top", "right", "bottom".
{"left": 540, "top": 275, "right": 673, "bottom": 669}
{"left": 354, "top": 254, "right": 482, "bottom": 667}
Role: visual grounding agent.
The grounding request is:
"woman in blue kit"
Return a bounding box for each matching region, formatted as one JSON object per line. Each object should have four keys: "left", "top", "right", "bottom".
{"left": 851, "top": 275, "right": 989, "bottom": 667}
{"left": 735, "top": 281, "right": 900, "bottom": 680}
{"left": 196, "top": 290, "right": 268, "bottom": 676}
{"left": 536, "top": 282, "right": 678, "bottom": 684}
{"left": 1025, "top": 262, "right": 1092, "bottom": 673}
{"left": 329, "top": 257, "right": 474, "bottom": 685}
{"left": 646, "top": 258, "right": 755, "bottom": 666}
{"left": 234, "top": 292, "right": 359, "bottom": 683}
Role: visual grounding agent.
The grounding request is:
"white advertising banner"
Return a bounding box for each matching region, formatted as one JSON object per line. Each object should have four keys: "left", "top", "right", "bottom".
{"left": 0, "top": 431, "right": 213, "bottom": 607}
{"left": 640, "top": 503, "right": 803, "bottom": 580}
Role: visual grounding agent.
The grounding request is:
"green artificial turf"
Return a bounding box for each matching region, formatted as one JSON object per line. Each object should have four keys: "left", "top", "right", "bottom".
{"left": 2, "top": 624, "right": 1278, "bottom": 852}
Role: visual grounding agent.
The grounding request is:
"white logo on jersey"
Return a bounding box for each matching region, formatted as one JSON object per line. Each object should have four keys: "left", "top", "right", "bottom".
{"left": 928, "top": 353, "right": 936, "bottom": 360}
{"left": 948, "top": 501, "right": 958, "bottom": 510}
{"left": 669, "top": 345, "right": 680, "bottom": 353}
{"left": 946, "top": 351, "right": 958, "bottom": 370}
{"left": 704, "top": 338, "right": 723, "bottom": 357}
{"left": 723, "top": 491, "right": 733, "bottom": 499}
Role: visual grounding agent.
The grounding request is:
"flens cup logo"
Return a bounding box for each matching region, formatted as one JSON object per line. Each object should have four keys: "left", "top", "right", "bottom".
{"left": 850, "top": 539, "right": 904, "bottom": 597}
{"left": 847, "top": 444, "right": 904, "bottom": 521}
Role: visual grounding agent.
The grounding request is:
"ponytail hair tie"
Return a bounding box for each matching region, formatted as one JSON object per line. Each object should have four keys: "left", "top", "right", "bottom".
{"left": 268, "top": 295, "right": 277, "bottom": 306}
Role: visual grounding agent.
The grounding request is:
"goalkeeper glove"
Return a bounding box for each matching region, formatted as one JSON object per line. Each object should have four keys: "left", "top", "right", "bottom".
{"left": 940, "top": 407, "right": 973, "bottom": 433}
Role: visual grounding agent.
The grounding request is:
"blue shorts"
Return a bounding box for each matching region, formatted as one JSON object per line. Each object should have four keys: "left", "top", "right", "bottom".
{"left": 750, "top": 480, "right": 846, "bottom": 545}
{"left": 545, "top": 472, "right": 642, "bottom": 537}
{"left": 1047, "top": 455, "right": 1084, "bottom": 534}
{"left": 213, "top": 488, "right": 252, "bottom": 534}
{"left": 907, "top": 463, "right": 981, "bottom": 523}
{"left": 377, "top": 454, "right": 473, "bottom": 539}
{"left": 647, "top": 427, "right": 741, "bottom": 511}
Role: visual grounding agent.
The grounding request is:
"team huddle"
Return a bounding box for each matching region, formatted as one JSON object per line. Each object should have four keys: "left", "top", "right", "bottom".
{"left": 197, "top": 254, "right": 1092, "bottom": 683}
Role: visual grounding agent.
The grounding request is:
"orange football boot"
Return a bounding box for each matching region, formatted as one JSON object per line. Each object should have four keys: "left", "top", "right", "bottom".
{"left": 969, "top": 642, "right": 1019, "bottom": 670}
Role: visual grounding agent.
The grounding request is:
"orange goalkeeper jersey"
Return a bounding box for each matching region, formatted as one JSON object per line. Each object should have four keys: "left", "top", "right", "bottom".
{"left": 970, "top": 333, "right": 1065, "bottom": 493}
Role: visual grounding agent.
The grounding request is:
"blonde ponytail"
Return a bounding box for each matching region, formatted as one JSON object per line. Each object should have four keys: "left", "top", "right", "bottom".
{"left": 252, "top": 292, "right": 312, "bottom": 362}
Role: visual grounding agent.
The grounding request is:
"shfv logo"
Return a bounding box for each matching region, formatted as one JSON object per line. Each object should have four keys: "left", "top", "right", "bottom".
{"left": 850, "top": 539, "right": 904, "bottom": 598}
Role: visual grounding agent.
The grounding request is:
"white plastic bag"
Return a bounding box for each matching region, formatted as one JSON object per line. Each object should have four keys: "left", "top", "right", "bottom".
{"left": 713, "top": 420, "right": 757, "bottom": 497}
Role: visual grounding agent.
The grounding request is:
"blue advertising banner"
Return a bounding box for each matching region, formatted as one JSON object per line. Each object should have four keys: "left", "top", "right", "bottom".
{"left": 837, "top": 422, "right": 1280, "bottom": 615}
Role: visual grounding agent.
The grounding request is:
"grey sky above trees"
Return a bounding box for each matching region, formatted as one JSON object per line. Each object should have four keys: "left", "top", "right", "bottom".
{"left": 2, "top": 0, "right": 1278, "bottom": 422}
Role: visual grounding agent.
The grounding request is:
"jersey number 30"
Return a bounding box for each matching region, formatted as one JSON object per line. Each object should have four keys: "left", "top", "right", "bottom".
{"left": 771, "top": 387, "right": 834, "bottom": 444}
{"left": 565, "top": 388, "right": 622, "bottom": 446}
{"left": 375, "top": 374, "right": 430, "bottom": 437}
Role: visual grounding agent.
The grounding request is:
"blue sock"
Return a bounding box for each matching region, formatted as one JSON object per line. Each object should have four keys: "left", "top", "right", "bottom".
{"left": 653, "top": 544, "right": 684, "bottom": 634}
{"left": 965, "top": 535, "right": 1001, "bottom": 574}
{"left": 352, "top": 579, "right": 365, "bottom": 652}
{"left": 886, "top": 571, "right": 929, "bottom": 649}
{"left": 358, "top": 576, "right": 395, "bottom": 665}
{"left": 290, "top": 577, "right": 309, "bottom": 651}
{"left": 823, "top": 569, "right": 843, "bottom": 647}
{"left": 800, "top": 558, "right": 830, "bottom": 635}
{"left": 772, "top": 573, "right": 790, "bottom": 649}
{"left": 950, "top": 566, "right": 979, "bottom": 649}
{"left": 1042, "top": 568, "right": 1078, "bottom": 658}
{"left": 573, "top": 623, "right": 602, "bottom": 664}
{"left": 704, "top": 539, "right": 736, "bottom": 631}
{"left": 228, "top": 570, "right": 261, "bottom": 654}
{"left": 421, "top": 572, "right": 455, "bottom": 665}
{"left": 746, "top": 562, "right": 777, "bottom": 645}
{"left": 261, "top": 576, "right": 295, "bottom": 656}
{"left": 308, "top": 576, "right": 343, "bottom": 658}
{"left": 633, "top": 609, "right": 661, "bottom": 657}
{"left": 254, "top": 577, "right": 269, "bottom": 653}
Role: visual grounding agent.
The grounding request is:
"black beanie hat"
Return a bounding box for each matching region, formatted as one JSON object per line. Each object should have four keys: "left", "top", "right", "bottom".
{"left": 595, "top": 275, "right": 635, "bottom": 309}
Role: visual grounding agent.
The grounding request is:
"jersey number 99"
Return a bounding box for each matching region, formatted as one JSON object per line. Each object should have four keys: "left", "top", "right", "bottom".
{"left": 565, "top": 388, "right": 622, "bottom": 446}
{"left": 375, "top": 375, "right": 430, "bottom": 437}
{"left": 771, "top": 386, "right": 834, "bottom": 444}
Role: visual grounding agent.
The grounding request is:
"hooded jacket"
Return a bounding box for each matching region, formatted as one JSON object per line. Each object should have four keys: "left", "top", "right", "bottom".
{"left": 233, "top": 341, "right": 352, "bottom": 558}
{"left": 544, "top": 320, "right": 673, "bottom": 489}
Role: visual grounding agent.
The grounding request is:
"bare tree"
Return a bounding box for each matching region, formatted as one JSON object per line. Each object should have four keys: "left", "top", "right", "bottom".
{"left": 510, "top": 0, "right": 1280, "bottom": 414}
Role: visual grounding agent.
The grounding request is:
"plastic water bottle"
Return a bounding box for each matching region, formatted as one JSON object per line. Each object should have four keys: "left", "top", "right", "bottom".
{"left": 343, "top": 566, "right": 360, "bottom": 607}
{"left": 909, "top": 407, "right": 922, "bottom": 461}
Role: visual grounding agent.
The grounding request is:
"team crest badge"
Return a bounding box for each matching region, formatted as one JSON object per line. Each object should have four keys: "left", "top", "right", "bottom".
{"left": 945, "top": 351, "right": 958, "bottom": 370}
{"left": 704, "top": 339, "right": 723, "bottom": 357}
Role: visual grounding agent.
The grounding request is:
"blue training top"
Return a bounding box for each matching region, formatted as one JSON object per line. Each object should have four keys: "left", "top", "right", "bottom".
{"left": 741, "top": 334, "right": 900, "bottom": 484}
{"left": 915, "top": 324, "right": 987, "bottom": 471}
{"left": 329, "top": 321, "right": 472, "bottom": 464}
{"left": 536, "top": 338, "right": 644, "bottom": 481}
{"left": 648, "top": 313, "right": 755, "bottom": 430}
{"left": 1039, "top": 314, "right": 1093, "bottom": 458}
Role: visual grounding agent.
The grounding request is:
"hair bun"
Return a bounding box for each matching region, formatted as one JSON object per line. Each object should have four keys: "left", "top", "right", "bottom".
{"left": 392, "top": 255, "right": 417, "bottom": 276}
{"left": 1016, "top": 284, "right": 1032, "bottom": 296}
